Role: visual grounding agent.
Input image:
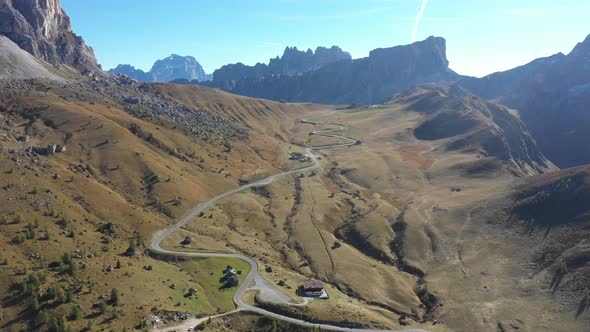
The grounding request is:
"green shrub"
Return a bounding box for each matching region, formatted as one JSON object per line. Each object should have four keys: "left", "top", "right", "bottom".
{"left": 36, "top": 309, "right": 49, "bottom": 325}
{"left": 69, "top": 305, "right": 81, "bottom": 320}
{"left": 110, "top": 288, "right": 119, "bottom": 305}
{"left": 97, "top": 301, "right": 108, "bottom": 315}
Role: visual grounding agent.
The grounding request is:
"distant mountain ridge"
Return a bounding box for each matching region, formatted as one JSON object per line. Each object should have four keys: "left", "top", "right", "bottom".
{"left": 203, "top": 36, "right": 461, "bottom": 105}
{"left": 459, "top": 33, "right": 590, "bottom": 168}
{"left": 212, "top": 45, "right": 352, "bottom": 82}
{"left": 108, "top": 54, "right": 210, "bottom": 82}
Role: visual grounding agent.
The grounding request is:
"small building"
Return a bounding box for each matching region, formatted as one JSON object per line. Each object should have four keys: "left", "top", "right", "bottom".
{"left": 227, "top": 276, "right": 239, "bottom": 287}
{"left": 289, "top": 151, "right": 311, "bottom": 162}
{"left": 224, "top": 265, "right": 237, "bottom": 276}
{"left": 289, "top": 151, "right": 304, "bottom": 160}
{"left": 300, "top": 280, "right": 328, "bottom": 298}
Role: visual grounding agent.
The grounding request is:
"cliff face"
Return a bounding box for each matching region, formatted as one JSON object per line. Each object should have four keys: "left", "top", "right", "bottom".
{"left": 204, "top": 36, "right": 461, "bottom": 105}
{"left": 0, "top": 0, "right": 99, "bottom": 70}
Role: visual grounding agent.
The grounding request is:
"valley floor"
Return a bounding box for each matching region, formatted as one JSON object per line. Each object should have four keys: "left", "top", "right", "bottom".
{"left": 157, "top": 99, "right": 588, "bottom": 331}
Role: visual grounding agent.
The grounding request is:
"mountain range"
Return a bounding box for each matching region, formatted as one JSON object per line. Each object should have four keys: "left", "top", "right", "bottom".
{"left": 104, "top": 33, "right": 590, "bottom": 169}
{"left": 458, "top": 35, "right": 590, "bottom": 168}
{"left": 212, "top": 45, "right": 351, "bottom": 82}
{"left": 108, "top": 54, "right": 211, "bottom": 82}
{"left": 203, "top": 33, "right": 590, "bottom": 169}
{"left": 203, "top": 36, "right": 460, "bottom": 105}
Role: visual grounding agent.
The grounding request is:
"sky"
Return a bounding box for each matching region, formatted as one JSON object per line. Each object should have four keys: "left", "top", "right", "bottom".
{"left": 62, "top": 0, "right": 590, "bottom": 78}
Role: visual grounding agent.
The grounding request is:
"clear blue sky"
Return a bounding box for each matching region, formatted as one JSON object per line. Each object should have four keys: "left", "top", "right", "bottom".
{"left": 62, "top": 0, "right": 590, "bottom": 77}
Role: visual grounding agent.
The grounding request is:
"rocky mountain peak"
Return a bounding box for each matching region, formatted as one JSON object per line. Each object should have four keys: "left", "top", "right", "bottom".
{"left": 0, "top": 0, "right": 99, "bottom": 70}
{"left": 568, "top": 33, "right": 590, "bottom": 59}
{"left": 369, "top": 36, "right": 450, "bottom": 71}
{"left": 149, "top": 54, "right": 208, "bottom": 82}
{"left": 212, "top": 44, "right": 352, "bottom": 82}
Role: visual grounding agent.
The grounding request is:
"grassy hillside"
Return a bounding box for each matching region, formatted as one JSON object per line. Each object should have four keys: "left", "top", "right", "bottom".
{"left": 2, "top": 77, "right": 583, "bottom": 332}
{"left": 0, "top": 78, "right": 321, "bottom": 331}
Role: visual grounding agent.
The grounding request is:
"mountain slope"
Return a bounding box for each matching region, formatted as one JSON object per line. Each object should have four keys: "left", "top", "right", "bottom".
{"left": 0, "top": 36, "right": 63, "bottom": 80}
{"left": 0, "top": 73, "right": 332, "bottom": 331}
{"left": 0, "top": 0, "right": 98, "bottom": 70}
{"left": 395, "top": 85, "right": 556, "bottom": 175}
{"left": 467, "top": 165, "right": 590, "bottom": 328}
{"left": 203, "top": 36, "right": 461, "bottom": 105}
{"left": 459, "top": 33, "right": 590, "bottom": 168}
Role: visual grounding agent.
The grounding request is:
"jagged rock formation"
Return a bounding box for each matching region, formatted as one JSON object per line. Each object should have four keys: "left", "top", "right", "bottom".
{"left": 0, "top": 0, "right": 99, "bottom": 70}
{"left": 398, "top": 84, "right": 556, "bottom": 175}
{"left": 212, "top": 45, "right": 352, "bottom": 82}
{"left": 203, "top": 36, "right": 461, "bottom": 105}
{"left": 460, "top": 34, "right": 590, "bottom": 168}
{"left": 108, "top": 54, "right": 210, "bottom": 83}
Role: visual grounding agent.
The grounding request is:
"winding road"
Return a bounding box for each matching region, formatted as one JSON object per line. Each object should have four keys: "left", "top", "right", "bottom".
{"left": 151, "top": 111, "right": 428, "bottom": 332}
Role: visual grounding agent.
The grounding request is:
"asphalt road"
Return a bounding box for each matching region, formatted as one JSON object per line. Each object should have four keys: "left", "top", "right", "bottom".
{"left": 151, "top": 111, "right": 429, "bottom": 332}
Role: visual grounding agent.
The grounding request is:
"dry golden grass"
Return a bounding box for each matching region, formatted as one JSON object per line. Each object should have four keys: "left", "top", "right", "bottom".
{"left": 0, "top": 83, "right": 326, "bottom": 331}
{"left": 2, "top": 82, "right": 582, "bottom": 332}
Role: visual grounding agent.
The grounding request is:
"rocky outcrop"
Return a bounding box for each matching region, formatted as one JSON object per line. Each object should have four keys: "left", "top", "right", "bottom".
{"left": 203, "top": 37, "right": 461, "bottom": 105}
{"left": 212, "top": 45, "right": 352, "bottom": 82}
{"left": 108, "top": 54, "right": 210, "bottom": 83}
{"left": 0, "top": 0, "right": 99, "bottom": 70}
{"left": 459, "top": 34, "right": 590, "bottom": 168}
